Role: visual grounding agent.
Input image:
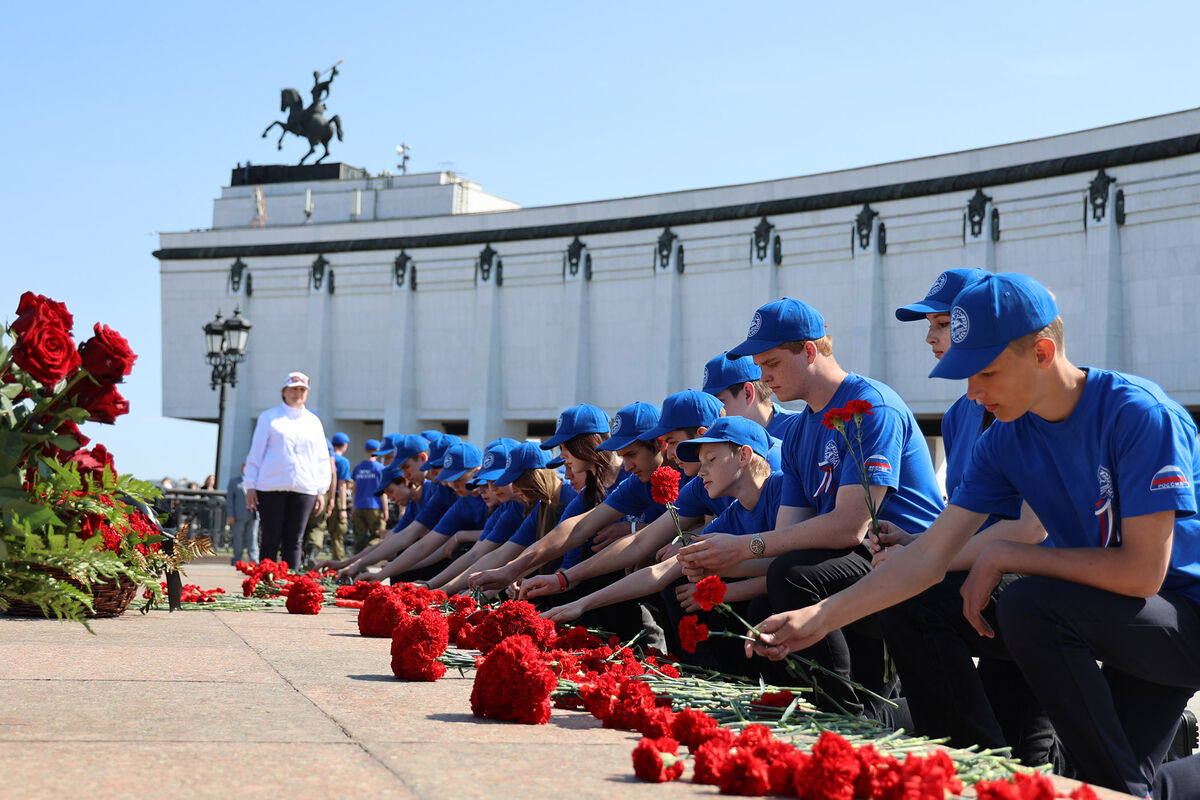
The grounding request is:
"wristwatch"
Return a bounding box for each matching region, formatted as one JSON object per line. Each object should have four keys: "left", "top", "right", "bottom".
{"left": 749, "top": 534, "right": 766, "bottom": 558}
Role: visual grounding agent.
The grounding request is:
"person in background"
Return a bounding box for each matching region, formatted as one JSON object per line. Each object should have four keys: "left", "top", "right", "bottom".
{"left": 225, "top": 461, "right": 259, "bottom": 565}
{"left": 243, "top": 371, "right": 332, "bottom": 568}
{"left": 350, "top": 438, "right": 387, "bottom": 552}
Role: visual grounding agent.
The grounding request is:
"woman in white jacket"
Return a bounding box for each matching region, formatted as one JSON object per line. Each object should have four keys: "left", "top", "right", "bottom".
{"left": 243, "top": 371, "right": 332, "bottom": 568}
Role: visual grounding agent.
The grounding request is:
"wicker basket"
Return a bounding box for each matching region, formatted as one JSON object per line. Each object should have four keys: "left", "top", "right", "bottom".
{"left": 5, "top": 565, "right": 138, "bottom": 619}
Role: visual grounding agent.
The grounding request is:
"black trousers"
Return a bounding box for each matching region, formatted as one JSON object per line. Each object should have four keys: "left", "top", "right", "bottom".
{"left": 878, "top": 571, "right": 1058, "bottom": 766}
{"left": 766, "top": 546, "right": 898, "bottom": 719}
{"left": 1154, "top": 754, "right": 1200, "bottom": 800}
{"left": 998, "top": 577, "right": 1200, "bottom": 797}
{"left": 257, "top": 491, "right": 317, "bottom": 569}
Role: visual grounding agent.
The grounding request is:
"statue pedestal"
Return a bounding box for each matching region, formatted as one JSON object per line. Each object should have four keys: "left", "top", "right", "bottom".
{"left": 230, "top": 162, "right": 367, "bottom": 186}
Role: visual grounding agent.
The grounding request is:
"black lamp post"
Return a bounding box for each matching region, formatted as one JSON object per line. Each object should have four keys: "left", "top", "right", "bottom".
{"left": 204, "top": 307, "right": 252, "bottom": 483}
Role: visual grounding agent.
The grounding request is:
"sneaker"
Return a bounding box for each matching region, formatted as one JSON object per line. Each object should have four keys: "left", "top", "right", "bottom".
{"left": 1167, "top": 710, "right": 1199, "bottom": 762}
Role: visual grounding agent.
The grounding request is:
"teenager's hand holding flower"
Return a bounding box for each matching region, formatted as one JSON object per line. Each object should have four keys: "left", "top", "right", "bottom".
{"left": 655, "top": 540, "right": 682, "bottom": 563}
{"left": 678, "top": 532, "right": 743, "bottom": 574}
{"left": 675, "top": 581, "right": 700, "bottom": 613}
{"left": 744, "top": 606, "right": 830, "bottom": 661}
{"left": 517, "top": 573, "right": 562, "bottom": 600}
{"left": 540, "top": 599, "right": 585, "bottom": 623}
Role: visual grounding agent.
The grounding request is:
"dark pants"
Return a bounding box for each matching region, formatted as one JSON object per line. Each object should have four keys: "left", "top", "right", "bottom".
{"left": 257, "top": 491, "right": 317, "bottom": 569}
{"left": 766, "top": 546, "right": 898, "bottom": 719}
{"left": 879, "top": 571, "right": 1057, "bottom": 766}
{"left": 997, "top": 577, "right": 1200, "bottom": 797}
{"left": 1154, "top": 754, "right": 1200, "bottom": 800}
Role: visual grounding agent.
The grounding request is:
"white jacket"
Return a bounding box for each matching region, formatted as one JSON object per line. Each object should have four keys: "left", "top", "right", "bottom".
{"left": 243, "top": 404, "right": 332, "bottom": 494}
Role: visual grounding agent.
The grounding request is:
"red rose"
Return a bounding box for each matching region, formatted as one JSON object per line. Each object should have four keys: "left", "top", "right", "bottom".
{"left": 69, "top": 380, "right": 129, "bottom": 424}
{"left": 78, "top": 323, "right": 137, "bottom": 383}
{"left": 70, "top": 444, "right": 116, "bottom": 484}
{"left": 11, "top": 292, "right": 73, "bottom": 336}
{"left": 650, "top": 466, "right": 681, "bottom": 505}
{"left": 678, "top": 614, "right": 709, "bottom": 653}
{"left": 693, "top": 575, "right": 727, "bottom": 612}
{"left": 631, "top": 736, "right": 684, "bottom": 783}
{"left": 11, "top": 305, "right": 80, "bottom": 386}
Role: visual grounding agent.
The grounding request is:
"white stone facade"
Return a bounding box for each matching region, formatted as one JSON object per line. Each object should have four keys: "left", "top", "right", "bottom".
{"left": 157, "top": 109, "right": 1200, "bottom": 484}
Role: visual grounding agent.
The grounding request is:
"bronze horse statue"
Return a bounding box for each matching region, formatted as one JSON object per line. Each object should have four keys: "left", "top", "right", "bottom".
{"left": 262, "top": 85, "right": 344, "bottom": 165}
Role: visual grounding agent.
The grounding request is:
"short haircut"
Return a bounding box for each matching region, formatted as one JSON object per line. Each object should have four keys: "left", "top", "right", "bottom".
{"left": 711, "top": 442, "right": 772, "bottom": 479}
{"left": 1008, "top": 317, "right": 1064, "bottom": 353}
{"left": 723, "top": 379, "right": 773, "bottom": 403}
{"left": 779, "top": 333, "right": 834, "bottom": 357}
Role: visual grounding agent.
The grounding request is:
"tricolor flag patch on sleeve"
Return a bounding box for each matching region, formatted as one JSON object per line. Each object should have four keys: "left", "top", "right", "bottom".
{"left": 865, "top": 454, "right": 892, "bottom": 475}
{"left": 1150, "top": 465, "right": 1190, "bottom": 492}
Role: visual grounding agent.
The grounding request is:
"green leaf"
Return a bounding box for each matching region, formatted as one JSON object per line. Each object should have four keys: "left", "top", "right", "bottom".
{"left": 48, "top": 434, "right": 83, "bottom": 452}
{"left": 0, "top": 382, "right": 23, "bottom": 400}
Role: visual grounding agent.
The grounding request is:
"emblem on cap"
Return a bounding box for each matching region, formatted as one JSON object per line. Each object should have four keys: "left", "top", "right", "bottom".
{"left": 444, "top": 454, "right": 453, "bottom": 469}
{"left": 950, "top": 306, "right": 970, "bottom": 344}
{"left": 482, "top": 453, "right": 494, "bottom": 469}
{"left": 748, "top": 311, "right": 763, "bottom": 337}
{"left": 702, "top": 366, "right": 709, "bottom": 388}
{"left": 927, "top": 272, "right": 948, "bottom": 298}
{"left": 556, "top": 412, "right": 565, "bottom": 431}
{"left": 505, "top": 452, "right": 514, "bottom": 469}
{"left": 612, "top": 414, "right": 623, "bottom": 434}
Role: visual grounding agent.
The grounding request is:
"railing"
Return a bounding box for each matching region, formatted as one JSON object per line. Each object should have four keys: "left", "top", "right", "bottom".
{"left": 158, "top": 489, "right": 230, "bottom": 549}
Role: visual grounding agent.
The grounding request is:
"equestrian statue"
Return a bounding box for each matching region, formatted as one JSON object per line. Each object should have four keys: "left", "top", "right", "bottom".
{"left": 262, "top": 62, "right": 345, "bottom": 165}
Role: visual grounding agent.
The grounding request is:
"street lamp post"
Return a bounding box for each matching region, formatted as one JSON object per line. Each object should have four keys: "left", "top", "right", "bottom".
{"left": 204, "top": 308, "right": 252, "bottom": 484}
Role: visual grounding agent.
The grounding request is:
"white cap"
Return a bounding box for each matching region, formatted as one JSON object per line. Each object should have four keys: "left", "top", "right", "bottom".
{"left": 283, "top": 371, "right": 310, "bottom": 389}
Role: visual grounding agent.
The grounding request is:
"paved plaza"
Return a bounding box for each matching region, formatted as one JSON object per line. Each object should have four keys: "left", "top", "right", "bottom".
{"left": 0, "top": 561, "right": 1159, "bottom": 799}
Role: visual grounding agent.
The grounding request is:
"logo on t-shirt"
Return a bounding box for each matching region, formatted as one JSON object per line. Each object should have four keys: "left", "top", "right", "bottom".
{"left": 748, "top": 311, "right": 763, "bottom": 338}
{"left": 950, "top": 306, "right": 970, "bottom": 344}
{"left": 612, "top": 414, "right": 623, "bottom": 435}
{"left": 1094, "top": 465, "right": 1117, "bottom": 547}
{"left": 928, "top": 272, "right": 948, "bottom": 298}
{"left": 815, "top": 439, "right": 841, "bottom": 496}
{"left": 865, "top": 454, "right": 892, "bottom": 475}
{"left": 1151, "top": 465, "right": 1190, "bottom": 492}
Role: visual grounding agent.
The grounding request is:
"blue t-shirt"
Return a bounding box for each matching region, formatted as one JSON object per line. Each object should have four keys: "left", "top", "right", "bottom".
{"left": 557, "top": 469, "right": 630, "bottom": 570}
{"left": 432, "top": 495, "right": 489, "bottom": 536}
{"left": 766, "top": 403, "right": 800, "bottom": 440}
{"left": 351, "top": 459, "right": 384, "bottom": 510}
{"left": 675, "top": 475, "right": 735, "bottom": 519}
{"left": 941, "top": 394, "right": 986, "bottom": 499}
{"left": 481, "top": 500, "right": 527, "bottom": 544}
{"left": 334, "top": 454, "right": 351, "bottom": 482}
{"left": 415, "top": 481, "right": 457, "bottom": 529}
{"left": 604, "top": 473, "right": 671, "bottom": 525}
{"left": 781, "top": 373, "right": 944, "bottom": 534}
{"left": 509, "top": 483, "right": 581, "bottom": 548}
{"left": 702, "top": 472, "right": 785, "bottom": 536}
{"left": 952, "top": 368, "right": 1200, "bottom": 604}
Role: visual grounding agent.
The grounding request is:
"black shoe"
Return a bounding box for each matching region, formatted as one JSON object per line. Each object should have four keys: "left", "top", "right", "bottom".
{"left": 1166, "top": 710, "right": 1199, "bottom": 762}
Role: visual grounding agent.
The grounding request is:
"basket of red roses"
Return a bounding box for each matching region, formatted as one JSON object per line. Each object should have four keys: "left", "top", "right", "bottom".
{"left": 0, "top": 292, "right": 209, "bottom": 624}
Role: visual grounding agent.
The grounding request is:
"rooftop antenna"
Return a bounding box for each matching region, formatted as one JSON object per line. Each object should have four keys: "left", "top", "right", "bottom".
{"left": 396, "top": 142, "right": 412, "bottom": 175}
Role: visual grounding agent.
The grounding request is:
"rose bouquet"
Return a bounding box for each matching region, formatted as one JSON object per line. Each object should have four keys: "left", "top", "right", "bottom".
{"left": 0, "top": 292, "right": 208, "bottom": 625}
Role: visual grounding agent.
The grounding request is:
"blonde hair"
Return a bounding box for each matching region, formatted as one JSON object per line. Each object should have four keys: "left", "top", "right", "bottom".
{"left": 511, "top": 468, "right": 564, "bottom": 541}
{"left": 716, "top": 443, "right": 772, "bottom": 479}
{"left": 1007, "top": 317, "right": 1064, "bottom": 353}
{"left": 780, "top": 333, "right": 834, "bottom": 357}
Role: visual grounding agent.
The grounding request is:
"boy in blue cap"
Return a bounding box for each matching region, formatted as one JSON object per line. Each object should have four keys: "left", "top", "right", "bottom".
{"left": 680, "top": 296, "right": 944, "bottom": 716}
{"left": 747, "top": 272, "right": 1200, "bottom": 797}
{"left": 702, "top": 351, "right": 798, "bottom": 441}
{"left": 875, "top": 268, "right": 1055, "bottom": 765}
{"left": 349, "top": 438, "right": 388, "bottom": 552}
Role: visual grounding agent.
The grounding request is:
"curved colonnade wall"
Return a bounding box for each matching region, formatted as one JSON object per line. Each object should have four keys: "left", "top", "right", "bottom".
{"left": 156, "top": 109, "right": 1200, "bottom": 484}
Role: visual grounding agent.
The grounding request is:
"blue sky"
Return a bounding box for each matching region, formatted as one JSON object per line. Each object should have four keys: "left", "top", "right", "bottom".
{"left": 3, "top": 1, "right": 1197, "bottom": 482}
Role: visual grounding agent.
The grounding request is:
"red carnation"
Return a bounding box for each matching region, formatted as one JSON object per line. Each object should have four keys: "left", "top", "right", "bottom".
{"left": 693, "top": 575, "right": 727, "bottom": 612}
{"left": 390, "top": 609, "right": 448, "bottom": 681}
{"left": 605, "top": 678, "right": 657, "bottom": 731}
{"left": 844, "top": 399, "right": 874, "bottom": 416}
{"left": 821, "top": 407, "right": 854, "bottom": 431}
{"left": 285, "top": 576, "right": 325, "bottom": 615}
{"left": 70, "top": 379, "right": 129, "bottom": 424}
{"left": 717, "top": 747, "right": 772, "bottom": 796}
{"left": 753, "top": 689, "right": 795, "bottom": 708}
{"left": 334, "top": 581, "right": 376, "bottom": 601}
{"left": 631, "top": 736, "right": 684, "bottom": 783}
{"left": 650, "top": 466, "right": 681, "bottom": 505}
{"left": 796, "top": 731, "right": 860, "bottom": 800}
{"left": 10, "top": 299, "right": 80, "bottom": 386}
{"left": 853, "top": 743, "right": 901, "bottom": 800}
{"left": 550, "top": 624, "right": 603, "bottom": 651}
{"left": 471, "top": 599, "right": 557, "bottom": 654}
{"left": 78, "top": 323, "right": 137, "bottom": 383}
{"left": 678, "top": 614, "right": 709, "bottom": 653}
{"left": 470, "top": 634, "right": 558, "bottom": 724}
{"left": 357, "top": 584, "right": 406, "bottom": 637}
{"left": 671, "top": 707, "right": 721, "bottom": 751}
{"left": 638, "top": 705, "right": 676, "bottom": 738}
{"left": 692, "top": 736, "right": 733, "bottom": 785}
{"left": 769, "top": 748, "right": 811, "bottom": 797}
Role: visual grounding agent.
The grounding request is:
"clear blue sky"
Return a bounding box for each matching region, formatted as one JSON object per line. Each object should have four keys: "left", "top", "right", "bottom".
{"left": 3, "top": 1, "right": 1197, "bottom": 483}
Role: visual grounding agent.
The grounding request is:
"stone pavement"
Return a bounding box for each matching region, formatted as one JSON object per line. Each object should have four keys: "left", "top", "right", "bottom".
{"left": 0, "top": 562, "right": 1148, "bottom": 799}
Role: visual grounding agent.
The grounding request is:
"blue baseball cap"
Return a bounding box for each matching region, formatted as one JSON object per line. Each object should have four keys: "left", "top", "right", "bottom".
{"left": 374, "top": 433, "right": 401, "bottom": 457}
{"left": 421, "top": 433, "right": 462, "bottom": 470}
{"left": 676, "top": 416, "right": 773, "bottom": 463}
{"left": 421, "top": 430, "right": 446, "bottom": 447}
{"left": 546, "top": 454, "right": 565, "bottom": 468}
{"left": 541, "top": 404, "right": 611, "bottom": 449}
{"left": 728, "top": 298, "right": 826, "bottom": 358}
{"left": 895, "top": 268, "right": 990, "bottom": 321}
{"left": 476, "top": 438, "right": 521, "bottom": 481}
{"left": 392, "top": 434, "right": 430, "bottom": 464}
{"left": 930, "top": 272, "right": 1060, "bottom": 381}
{"left": 373, "top": 462, "right": 405, "bottom": 496}
{"left": 494, "top": 442, "right": 552, "bottom": 486}
{"left": 641, "top": 390, "right": 724, "bottom": 440}
{"left": 439, "top": 441, "right": 484, "bottom": 482}
{"left": 331, "top": 432, "right": 350, "bottom": 446}
{"left": 364, "top": 438, "right": 381, "bottom": 451}
{"left": 702, "top": 352, "right": 761, "bottom": 395}
{"left": 596, "top": 402, "right": 661, "bottom": 452}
